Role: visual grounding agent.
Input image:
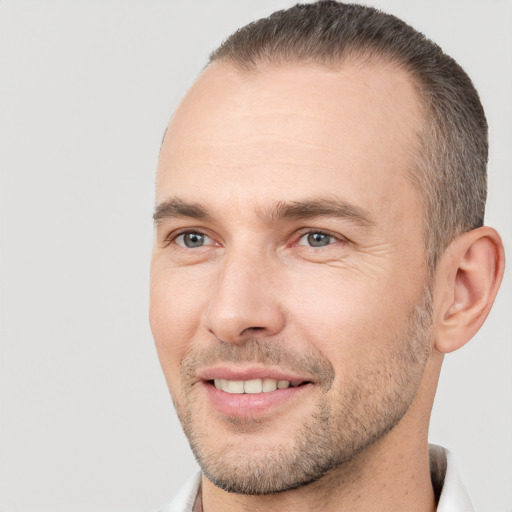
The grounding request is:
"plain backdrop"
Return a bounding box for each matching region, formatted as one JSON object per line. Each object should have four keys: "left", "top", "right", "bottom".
{"left": 0, "top": 1, "right": 510, "bottom": 511}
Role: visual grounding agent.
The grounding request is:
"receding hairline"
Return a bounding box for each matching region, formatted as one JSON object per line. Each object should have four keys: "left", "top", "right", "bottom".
{"left": 202, "top": 53, "right": 430, "bottom": 182}
{"left": 161, "top": 52, "right": 426, "bottom": 156}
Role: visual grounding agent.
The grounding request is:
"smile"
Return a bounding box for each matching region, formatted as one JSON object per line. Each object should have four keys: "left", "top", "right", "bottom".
{"left": 197, "top": 367, "right": 315, "bottom": 417}
{"left": 213, "top": 378, "right": 304, "bottom": 394}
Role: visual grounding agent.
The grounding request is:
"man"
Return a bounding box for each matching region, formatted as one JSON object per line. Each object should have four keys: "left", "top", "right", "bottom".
{"left": 149, "top": 2, "right": 505, "bottom": 511}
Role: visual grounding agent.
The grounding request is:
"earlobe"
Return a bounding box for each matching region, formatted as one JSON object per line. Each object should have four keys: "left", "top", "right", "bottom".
{"left": 434, "top": 227, "right": 505, "bottom": 354}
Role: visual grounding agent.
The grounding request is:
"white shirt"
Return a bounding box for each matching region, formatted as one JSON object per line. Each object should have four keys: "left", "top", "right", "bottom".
{"left": 155, "top": 445, "right": 474, "bottom": 512}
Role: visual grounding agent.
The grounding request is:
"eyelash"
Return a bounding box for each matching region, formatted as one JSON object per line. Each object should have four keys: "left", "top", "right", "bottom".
{"left": 164, "top": 229, "right": 213, "bottom": 248}
{"left": 295, "top": 230, "right": 341, "bottom": 248}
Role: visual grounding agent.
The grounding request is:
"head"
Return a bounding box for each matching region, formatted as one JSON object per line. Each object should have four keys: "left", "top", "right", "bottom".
{"left": 150, "top": 1, "right": 504, "bottom": 498}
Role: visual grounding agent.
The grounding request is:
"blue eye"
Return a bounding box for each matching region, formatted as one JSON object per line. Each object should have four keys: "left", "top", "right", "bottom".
{"left": 298, "top": 232, "right": 336, "bottom": 247}
{"left": 176, "top": 232, "right": 212, "bottom": 248}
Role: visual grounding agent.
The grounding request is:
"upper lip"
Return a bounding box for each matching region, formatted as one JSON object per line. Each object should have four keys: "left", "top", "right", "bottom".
{"left": 195, "top": 365, "right": 313, "bottom": 384}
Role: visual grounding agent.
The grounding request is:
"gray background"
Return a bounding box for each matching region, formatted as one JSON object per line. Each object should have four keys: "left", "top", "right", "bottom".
{"left": 0, "top": 1, "right": 510, "bottom": 511}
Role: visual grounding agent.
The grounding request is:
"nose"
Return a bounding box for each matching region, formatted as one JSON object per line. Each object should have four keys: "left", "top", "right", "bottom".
{"left": 203, "top": 247, "right": 286, "bottom": 344}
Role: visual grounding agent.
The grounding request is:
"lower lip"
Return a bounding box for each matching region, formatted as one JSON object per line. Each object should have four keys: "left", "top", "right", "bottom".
{"left": 202, "top": 382, "right": 311, "bottom": 417}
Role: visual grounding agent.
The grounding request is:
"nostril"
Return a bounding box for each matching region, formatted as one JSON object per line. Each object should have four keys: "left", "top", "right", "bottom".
{"left": 241, "top": 326, "right": 266, "bottom": 335}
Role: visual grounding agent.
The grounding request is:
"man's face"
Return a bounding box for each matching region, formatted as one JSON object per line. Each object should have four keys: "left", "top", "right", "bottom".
{"left": 150, "top": 61, "right": 433, "bottom": 494}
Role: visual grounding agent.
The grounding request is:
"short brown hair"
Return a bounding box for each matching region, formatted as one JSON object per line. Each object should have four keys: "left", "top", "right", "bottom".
{"left": 209, "top": 1, "right": 488, "bottom": 269}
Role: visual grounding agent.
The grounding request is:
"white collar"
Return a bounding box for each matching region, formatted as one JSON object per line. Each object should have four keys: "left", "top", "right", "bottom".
{"left": 430, "top": 445, "right": 474, "bottom": 512}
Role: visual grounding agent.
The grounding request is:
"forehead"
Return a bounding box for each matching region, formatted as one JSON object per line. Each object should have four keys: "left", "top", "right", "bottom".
{"left": 157, "top": 60, "right": 422, "bottom": 219}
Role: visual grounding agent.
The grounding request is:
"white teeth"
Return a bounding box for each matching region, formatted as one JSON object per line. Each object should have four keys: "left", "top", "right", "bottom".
{"left": 213, "top": 378, "right": 227, "bottom": 391}
{"left": 262, "top": 378, "right": 278, "bottom": 392}
{"left": 244, "top": 379, "right": 263, "bottom": 394}
{"left": 213, "top": 378, "right": 295, "bottom": 394}
{"left": 225, "top": 380, "right": 244, "bottom": 393}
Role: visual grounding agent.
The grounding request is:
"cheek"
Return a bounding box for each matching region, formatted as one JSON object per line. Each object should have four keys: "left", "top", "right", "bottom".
{"left": 284, "top": 267, "right": 414, "bottom": 364}
{"left": 149, "top": 265, "right": 209, "bottom": 383}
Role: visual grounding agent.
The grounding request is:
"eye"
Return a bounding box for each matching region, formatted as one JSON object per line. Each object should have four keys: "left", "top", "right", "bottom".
{"left": 175, "top": 231, "right": 213, "bottom": 248}
{"left": 297, "top": 232, "right": 337, "bottom": 248}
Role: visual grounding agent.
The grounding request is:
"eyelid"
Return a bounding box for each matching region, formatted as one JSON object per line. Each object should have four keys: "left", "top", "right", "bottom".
{"left": 163, "top": 227, "right": 217, "bottom": 248}
{"left": 293, "top": 228, "right": 348, "bottom": 246}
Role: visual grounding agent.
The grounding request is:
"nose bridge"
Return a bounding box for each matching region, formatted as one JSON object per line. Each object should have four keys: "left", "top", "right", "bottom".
{"left": 203, "top": 241, "right": 284, "bottom": 343}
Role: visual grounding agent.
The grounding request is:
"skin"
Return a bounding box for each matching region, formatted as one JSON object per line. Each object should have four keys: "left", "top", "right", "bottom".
{"left": 150, "top": 61, "right": 504, "bottom": 512}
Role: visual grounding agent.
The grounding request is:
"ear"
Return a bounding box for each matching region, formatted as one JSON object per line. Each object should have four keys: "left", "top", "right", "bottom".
{"left": 433, "top": 226, "right": 505, "bottom": 354}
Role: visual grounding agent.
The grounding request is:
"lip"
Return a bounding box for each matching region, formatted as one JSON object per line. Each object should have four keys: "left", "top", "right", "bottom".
{"left": 196, "top": 365, "right": 312, "bottom": 383}
{"left": 197, "top": 365, "right": 314, "bottom": 418}
{"left": 202, "top": 380, "right": 312, "bottom": 417}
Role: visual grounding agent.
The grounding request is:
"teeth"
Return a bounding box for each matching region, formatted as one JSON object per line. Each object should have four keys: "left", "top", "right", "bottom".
{"left": 244, "top": 379, "right": 263, "bottom": 394}
{"left": 225, "top": 380, "right": 244, "bottom": 394}
{"left": 262, "top": 378, "right": 278, "bottom": 392}
{"left": 213, "top": 378, "right": 294, "bottom": 394}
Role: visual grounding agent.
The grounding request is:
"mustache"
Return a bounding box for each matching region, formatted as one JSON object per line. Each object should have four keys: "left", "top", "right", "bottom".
{"left": 180, "top": 338, "right": 335, "bottom": 386}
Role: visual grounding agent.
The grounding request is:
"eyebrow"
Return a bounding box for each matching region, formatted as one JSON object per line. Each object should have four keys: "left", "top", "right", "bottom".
{"left": 267, "top": 198, "right": 375, "bottom": 227}
{"left": 153, "top": 198, "right": 211, "bottom": 224}
{"left": 153, "top": 196, "right": 375, "bottom": 228}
